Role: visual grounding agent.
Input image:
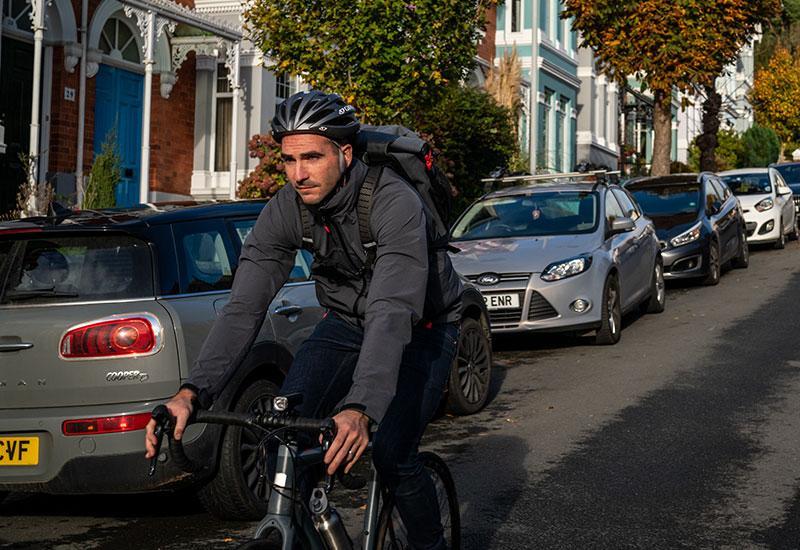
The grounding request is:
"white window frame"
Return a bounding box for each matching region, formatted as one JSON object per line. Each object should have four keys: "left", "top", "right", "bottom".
{"left": 212, "top": 62, "right": 233, "bottom": 173}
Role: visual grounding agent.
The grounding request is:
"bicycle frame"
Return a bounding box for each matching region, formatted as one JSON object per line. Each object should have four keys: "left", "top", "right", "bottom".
{"left": 254, "top": 439, "right": 383, "bottom": 550}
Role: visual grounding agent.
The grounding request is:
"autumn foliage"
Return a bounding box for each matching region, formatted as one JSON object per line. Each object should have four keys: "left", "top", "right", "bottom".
{"left": 237, "top": 134, "right": 287, "bottom": 199}
{"left": 750, "top": 47, "right": 800, "bottom": 158}
{"left": 563, "top": 0, "right": 780, "bottom": 175}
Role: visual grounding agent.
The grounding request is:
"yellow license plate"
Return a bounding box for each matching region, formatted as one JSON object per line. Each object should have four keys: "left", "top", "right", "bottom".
{"left": 0, "top": 436, "right": 39, "bottom": 466}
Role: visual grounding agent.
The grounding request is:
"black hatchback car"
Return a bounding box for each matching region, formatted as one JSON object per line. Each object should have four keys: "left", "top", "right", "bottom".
{"left": 0, "top": 201, "right": 492, "bottom": 519}
{"left": 626, "top": 173, "right": 749, "bottom": 285}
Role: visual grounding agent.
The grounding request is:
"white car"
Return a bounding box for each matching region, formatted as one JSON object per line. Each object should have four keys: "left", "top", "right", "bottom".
{"left": 719, "top": 168, "right": 799, "bottom": 249}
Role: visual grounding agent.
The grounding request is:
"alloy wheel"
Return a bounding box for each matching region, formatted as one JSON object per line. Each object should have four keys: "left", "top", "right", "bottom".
{"left": 655, "top": 263, "right": 665, "bottom": 306}
{"left": 456, "top": 324, "right": 491, "bottom": 406}
{"left": 241, "top": 393, "right": 272, "bottom": 502}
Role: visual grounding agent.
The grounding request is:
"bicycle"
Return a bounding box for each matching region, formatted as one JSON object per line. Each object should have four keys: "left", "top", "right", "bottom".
{"left": 148, "top": 393, "right": 460, "bottom": 549}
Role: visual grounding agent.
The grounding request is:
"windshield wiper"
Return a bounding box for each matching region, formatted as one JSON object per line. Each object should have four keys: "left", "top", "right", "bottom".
{"left": 3, "top": 288, "right": 80, "bottom": 301}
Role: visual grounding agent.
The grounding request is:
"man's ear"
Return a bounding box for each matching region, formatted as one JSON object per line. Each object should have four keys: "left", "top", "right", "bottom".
{"left": 340, "top": 143, "right": 354, "bottom": 167}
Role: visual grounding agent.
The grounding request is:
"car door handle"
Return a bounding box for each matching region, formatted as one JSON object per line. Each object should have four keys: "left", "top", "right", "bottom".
{"left": 274, "top": 305, "right": 303, "bottom": 317}
{"left": 0, "top": 343, "right": 34, "bottom": 352}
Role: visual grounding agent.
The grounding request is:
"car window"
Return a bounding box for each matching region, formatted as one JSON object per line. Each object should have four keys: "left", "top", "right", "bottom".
{"left": 0, "top": 234, "right": 153, "bottom": 305}
{"left": 709, "top": 178, "right": 728, "bottom": 201}
{"left": 704, "top": 181, "right": 722, "bottom": 212}
{"left": 451, "top": 191, "right": 598, "bottom": 240}
{"left": 174, "top": 221, "right": 235, "bottom": 293}
{"left": 628, "top": 184, "right": 701, "bottom": 217}
{"left": 288, "top": 250, "right": 311, "bottom": 283}
{"left": 773, "top": 172, "right": 790, "bottom": 193}
{"left": 611, "top": 188, "right": 639, "bottom": 220}
{"left": 721, "top": 173, "right": 772, "bottom": 195}
{"left": 774, "top": 163, "right": 800, "bottom": 185}
{"left": 231, "top": 218, "right": 256, "bottom": 244}
{"left": 605, "top": 191, "right": 626, "bottom": 226}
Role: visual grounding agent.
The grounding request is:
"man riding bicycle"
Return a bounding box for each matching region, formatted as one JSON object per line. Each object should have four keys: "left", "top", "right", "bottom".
{"left": 145, "top": 90, "right": 463, "bottom": 550}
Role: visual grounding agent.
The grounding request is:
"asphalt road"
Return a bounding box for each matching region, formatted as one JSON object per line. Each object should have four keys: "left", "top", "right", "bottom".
{"left": 2, "top": 241, "right": 800, "bottom": 549}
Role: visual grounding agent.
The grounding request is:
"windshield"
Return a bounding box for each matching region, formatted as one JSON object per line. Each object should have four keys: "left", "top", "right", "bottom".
{"left": 774, "top": 164, "right": 800, "bottom": 185}
{"left": 628, "top": 185, "right": 701, "bottom": 216}
{"left": 0, "top": 234, "right": 153, "bottom": 305}
{"left": 721, "top": 173, "right": 771, "bottom": 195}
{"left": 451, "top": 191, "right": 598, "bottom": 241}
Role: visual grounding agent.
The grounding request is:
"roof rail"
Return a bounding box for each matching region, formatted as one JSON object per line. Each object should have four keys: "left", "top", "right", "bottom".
{"left": 481, "top": 170, "right": 621, "bottom": 193}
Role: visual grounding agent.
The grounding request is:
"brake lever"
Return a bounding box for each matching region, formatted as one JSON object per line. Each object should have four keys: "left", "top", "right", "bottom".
{"left": 148, "top": 404, "right": 171, "bottom": 477}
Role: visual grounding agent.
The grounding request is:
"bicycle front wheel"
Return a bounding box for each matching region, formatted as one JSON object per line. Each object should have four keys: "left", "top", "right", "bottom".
{"left": 375, "top": 451, "right": 460, "bottom": 550}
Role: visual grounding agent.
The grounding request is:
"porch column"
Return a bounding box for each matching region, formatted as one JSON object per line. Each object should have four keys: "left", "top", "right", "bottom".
{"left": 27, "top": 0, "right": 47, "bottom": 213}
{"left": 139, "top": 10, "right": 156, "bottom": 204}
{"left": 228, "top": 42, "right": 241, "bottom": 200}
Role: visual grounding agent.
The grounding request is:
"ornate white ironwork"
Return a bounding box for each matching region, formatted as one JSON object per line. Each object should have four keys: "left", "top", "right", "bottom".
{"left": 123, "top": 5, "right": 175, "bottom": 56}
{"left": 122, "top": 5, "right": 148, "bottom": 54}
{"left": 28, "top": 0, "right": 52, "bottom": 31}
{"left": 171, "top": 37, "right": 219, "bottom": 74}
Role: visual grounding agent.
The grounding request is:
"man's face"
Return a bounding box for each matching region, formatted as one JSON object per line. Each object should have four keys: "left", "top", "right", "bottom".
{"left": 280, "top": 134, "right": 352, "bottom": 205}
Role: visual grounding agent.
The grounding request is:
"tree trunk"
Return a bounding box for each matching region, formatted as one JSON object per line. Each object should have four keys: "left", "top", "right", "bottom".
{"left": 697, "top": 84, "right": 722, "bottom": 172}
{"left": 651, "top": 90, "right": 672, "bottom": 176}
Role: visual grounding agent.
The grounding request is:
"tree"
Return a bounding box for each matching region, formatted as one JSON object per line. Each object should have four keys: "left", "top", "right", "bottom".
{"left": 245, "top": 0, "right": 496, "bottom": 125}
{"left": 688, "top": 129, "right": 743, "bottom": 172}
{"left": 740, "top": 124, "right": 780, "bottom": 167}
{"left": 563, "top": 0, "right": 780, "bottom": 176}
{"left": 84, "top": 130, "right": 120, "bottom": 209}
{"left": 750, "top": 47, "right": 800, "bottom": 160}
{"left": 416, "top": 84, "right": 517, "bottom": 216}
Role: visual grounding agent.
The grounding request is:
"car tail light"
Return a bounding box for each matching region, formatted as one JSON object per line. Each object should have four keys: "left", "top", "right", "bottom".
{"left": 60, "top": 313, "right": 163, "bottom": 360}
{"left": 62, "top": 412, "right": 152, "bottom": 435}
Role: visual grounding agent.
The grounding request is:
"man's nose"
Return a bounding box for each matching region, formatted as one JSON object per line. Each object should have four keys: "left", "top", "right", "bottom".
{"left": 290, "top": 161, "right": 309, "bottom": 183}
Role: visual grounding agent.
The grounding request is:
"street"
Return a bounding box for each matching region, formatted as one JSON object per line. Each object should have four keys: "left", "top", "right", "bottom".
{"left": 2, "top": 241, "right": 800, "bottom": 549}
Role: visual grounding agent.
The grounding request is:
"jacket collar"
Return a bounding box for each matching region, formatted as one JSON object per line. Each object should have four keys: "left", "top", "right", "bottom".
{"left": 307, "top": 158, "right": 367, "bottom": 217}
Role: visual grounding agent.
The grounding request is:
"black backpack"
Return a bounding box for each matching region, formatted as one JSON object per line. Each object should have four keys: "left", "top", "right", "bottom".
{"left": 300, "top": 125, "right": 455, "bottom": 263}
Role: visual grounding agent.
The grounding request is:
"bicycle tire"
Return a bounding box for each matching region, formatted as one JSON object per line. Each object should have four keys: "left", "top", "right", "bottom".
{"left": 375, "top": 452, "right": 460, "bottom": 550}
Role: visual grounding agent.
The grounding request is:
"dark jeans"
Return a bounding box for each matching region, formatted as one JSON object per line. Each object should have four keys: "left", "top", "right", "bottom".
{"left": 281, "top": 312, "right": 459, "bottom": 550}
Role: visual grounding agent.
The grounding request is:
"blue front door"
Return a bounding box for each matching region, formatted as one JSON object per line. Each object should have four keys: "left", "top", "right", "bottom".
{"left": 93, "top": 64, "right": 143, "bottom": 207}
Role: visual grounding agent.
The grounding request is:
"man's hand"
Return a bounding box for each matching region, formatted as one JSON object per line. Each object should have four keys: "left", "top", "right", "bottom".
{"left": 324, "top": 409, "right": 369, "bottom": 475}
{"left": 144, "top": 388, "right": 196, "bottom": 459}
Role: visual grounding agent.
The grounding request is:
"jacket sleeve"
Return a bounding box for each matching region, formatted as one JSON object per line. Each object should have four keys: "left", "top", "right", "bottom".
{"left": 341, "top": 177, "right": 429, "bottom": 423}
{"left": 187, "top": 189, "right": 300, "bottom": 407}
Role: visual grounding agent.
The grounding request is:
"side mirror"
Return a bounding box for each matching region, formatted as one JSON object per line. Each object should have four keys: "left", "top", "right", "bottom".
{"left": 608, "top": 217, "right": 636, "bottom": 237}
{"left": 778, "top": 187, "right": 793, "bottom": 196}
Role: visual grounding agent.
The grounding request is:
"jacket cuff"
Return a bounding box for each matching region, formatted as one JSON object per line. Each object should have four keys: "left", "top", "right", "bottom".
{"left": 179, "top": 383, "right": 212, "bottom": 409}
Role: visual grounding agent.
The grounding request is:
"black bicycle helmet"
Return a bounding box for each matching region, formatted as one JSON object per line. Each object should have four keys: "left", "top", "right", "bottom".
{"left": 271, "top": 90, "right": 360, "bottom": 142}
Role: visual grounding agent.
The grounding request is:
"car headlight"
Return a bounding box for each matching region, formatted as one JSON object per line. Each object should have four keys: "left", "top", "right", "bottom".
{"left": 541, "top": 255, "right": 593, "bottom": 282}
{"left": 755, "top": 198, "right": 774, "bottom": 212}
{"left": 670, "top": 223, "right": 702, "bottom": 248}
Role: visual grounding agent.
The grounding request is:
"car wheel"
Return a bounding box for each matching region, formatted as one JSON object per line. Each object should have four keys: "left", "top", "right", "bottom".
{"left": 644, "top": 259, "right": 666, "bottom": 314}
{"left": 789, "top": 217, "right": 800, "bottom": 241}
{"left": 595, "top": 275, "right": 621, "bottom": 345}
{"left": 731, "top": 230, "right": 749, "bottom": 269}
{"left": 447, "top": 316, "right": 492, "bottom": 415}
{"left": 774, "top": 219, "right": 786, "bottom": 249}
{"left": 703, "top": 240, "right": 721, "bottom": 286}
{"left": 197, "top": 378, "right": 278, "bottom": 520}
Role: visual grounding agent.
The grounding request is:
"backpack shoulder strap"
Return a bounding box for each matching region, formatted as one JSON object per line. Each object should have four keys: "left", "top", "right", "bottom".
{"left": 297, "top": 196, "right": 314, "bottom": 250}
{"left": 357, "top": 164, "right": 384, "bottom": 249}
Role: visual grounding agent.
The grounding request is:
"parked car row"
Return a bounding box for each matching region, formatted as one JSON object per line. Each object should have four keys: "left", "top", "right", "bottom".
{"left": 448, "top": 168, "right": 793, "bottom": 345}
{"left": 0, "top": 202, "right": 493, "bottom": 519}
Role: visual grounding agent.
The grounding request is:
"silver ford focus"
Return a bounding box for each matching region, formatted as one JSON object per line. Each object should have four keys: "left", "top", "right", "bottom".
{"left": 448, "top": 177, "right": 665, "bottom": 344}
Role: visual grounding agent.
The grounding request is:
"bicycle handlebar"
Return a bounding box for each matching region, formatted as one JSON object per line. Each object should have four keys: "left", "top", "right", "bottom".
{"left": 148, "top": 404, "right": 336, "bottom": 476}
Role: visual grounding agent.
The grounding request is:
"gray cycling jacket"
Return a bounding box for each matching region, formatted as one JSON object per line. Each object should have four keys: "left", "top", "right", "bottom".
{"left": 187, "top": 159, "right": 463, "bottom": 423}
